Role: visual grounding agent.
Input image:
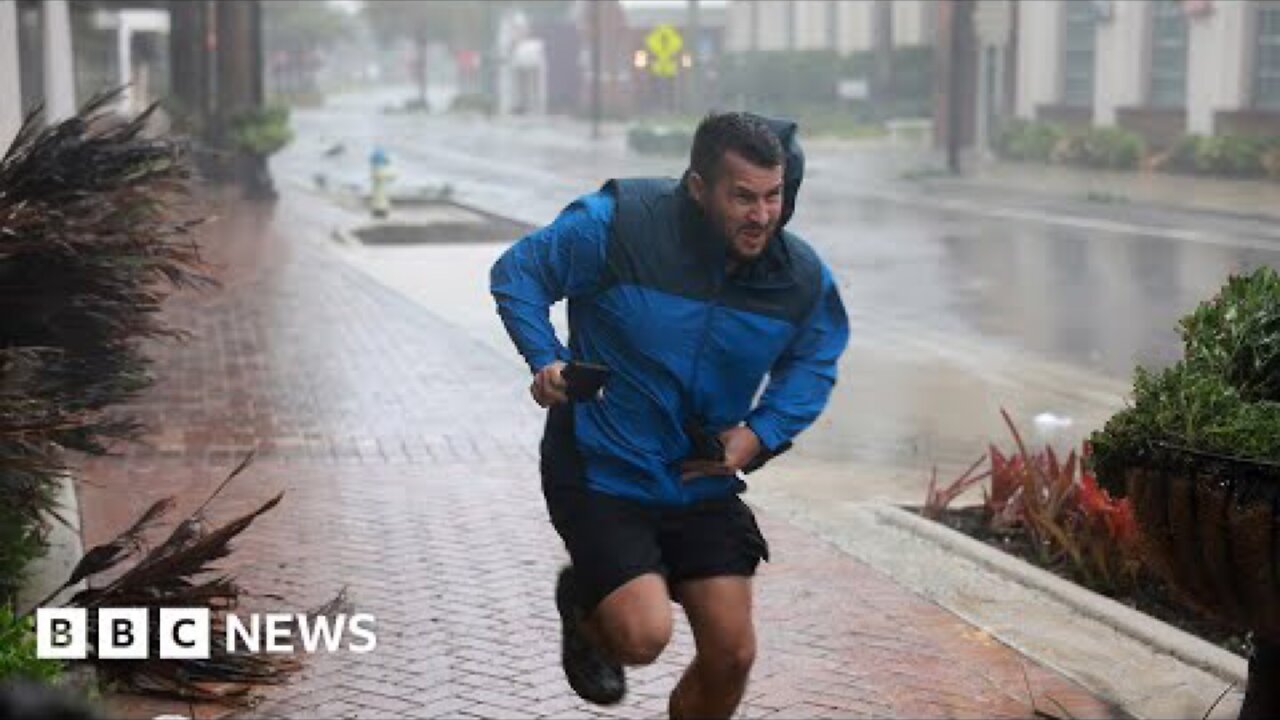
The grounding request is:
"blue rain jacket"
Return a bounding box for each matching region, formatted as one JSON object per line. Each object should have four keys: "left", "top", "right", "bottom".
{"left": 491, "top": 120, "right": 849, "bottom": 506}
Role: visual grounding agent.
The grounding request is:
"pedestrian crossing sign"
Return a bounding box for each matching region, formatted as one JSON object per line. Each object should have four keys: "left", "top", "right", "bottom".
{"left": 645, "top": 24, "right": 683, "bottom": 78}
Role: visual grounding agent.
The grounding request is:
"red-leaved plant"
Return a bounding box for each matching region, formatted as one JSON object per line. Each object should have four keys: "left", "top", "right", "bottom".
{"left": 923, "top": 409, "right": 1141, "bottom": 594}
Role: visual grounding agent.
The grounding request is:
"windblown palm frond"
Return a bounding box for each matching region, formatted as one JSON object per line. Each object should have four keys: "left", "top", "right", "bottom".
{"left": 32, "top": 456, "right": 336, "bottom": 704}
{"left": 0, "top": 87, "right": 214, "bottom": 602}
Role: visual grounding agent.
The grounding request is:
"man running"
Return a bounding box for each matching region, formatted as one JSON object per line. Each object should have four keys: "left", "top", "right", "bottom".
{"left": 491, "top": 112, "right": 849, "bottom": 719}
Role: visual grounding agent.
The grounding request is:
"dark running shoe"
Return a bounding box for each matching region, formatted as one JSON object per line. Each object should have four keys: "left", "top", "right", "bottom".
{"left": 555, "top": 566, "right": 625, "bottom": 705}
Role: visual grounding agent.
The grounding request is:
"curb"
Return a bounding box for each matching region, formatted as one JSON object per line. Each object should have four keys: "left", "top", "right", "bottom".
{"left": 871, "top": 503, "right": 1248, "bottom": 687}
{"left": 16, "top": 472, "right": 86, "bottom": 614}
{"left": 13, "top": 472, "right": 100, "bottom": 706}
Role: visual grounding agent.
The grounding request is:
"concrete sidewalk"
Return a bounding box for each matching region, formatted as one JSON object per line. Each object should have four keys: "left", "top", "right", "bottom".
{"left": 79, "top": 191, "right": 1117, "bottom": 719}
{"left": 936, "top": 158, "right": 1280, "bottom": 226}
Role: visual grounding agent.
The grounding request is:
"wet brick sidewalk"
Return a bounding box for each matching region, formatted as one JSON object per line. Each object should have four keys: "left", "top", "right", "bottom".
{"left": 79, "top": 193, "right": 1117, "bottom": 719}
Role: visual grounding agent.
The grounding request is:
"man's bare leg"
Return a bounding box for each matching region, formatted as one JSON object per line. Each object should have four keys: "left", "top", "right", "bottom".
{"left": 668, "top": 577, "right": 756, "bottom": 720}
{"left": 583, "top": 573, "right": 674, "bottom": 666}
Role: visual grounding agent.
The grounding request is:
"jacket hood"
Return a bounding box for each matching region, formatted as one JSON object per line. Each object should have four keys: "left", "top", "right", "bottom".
{"left": 753, "top": 114, "right": 804, "bottom": 228}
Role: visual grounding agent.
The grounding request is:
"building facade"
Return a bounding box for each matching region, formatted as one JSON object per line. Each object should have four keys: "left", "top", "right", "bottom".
{"left": 724, "top": 0, "right": 935, "bottom": 54}
{"left": 2, "top": 0, "right": 266, "bottom": 186}
{"left": 573, "top": 0, "right": 729, "bottom": 118}
{"left": 1015, "top": 0, "right": 1280, "bottom": 146}
{"left": 1, "top": 0, "right": 78, "bottom": 145}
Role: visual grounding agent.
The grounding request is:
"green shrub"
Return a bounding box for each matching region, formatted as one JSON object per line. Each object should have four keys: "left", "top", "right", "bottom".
{"left": 799, "top": 114, "right": 888, "bottom": 139}
{"left": 998, "top": 119, "right": 1065, "bottom": 162}
{"left": 450, "top": 92, "right": 493, "bottom": 115}
{"left": 1163, "top": 134, "right": 1280, "bottom": 177}
{"left": 721, "top": 51, "right": 861, "bottom": 109}
{"left": 1180, "top": 267, "right": 1280, "bottom": 402}
{"left": 1050, "top": 133, "right": 1088, "bottom": 166}
{"left": 1265, "top": 146, "right": 1280, "bottom": 181}
{"left": 627, "top": 125, "right": 692, "bottom": 156}
{"left": 719, "top": 48, "right": 932, "bottom": 121}
{"left": 1158, "top": 134, "right": 1203, "bottom": 174}
{"left": 229, "top": 103, "right": 294, "bottom": 157}
{"left": 1081, "top": 126, "right": 1144, "bottom": 170}
{"left": 1202, "top": 134, "right": 1273, "bottom": 177}
{"left": 0, "top": 605, "right": 62, "bottom": 683}
{"left": 1091, "top": 267, "right": 1280, "bottom": 495}
{"left": 1047, "top": 126, "right": 1143, "bottom": 169}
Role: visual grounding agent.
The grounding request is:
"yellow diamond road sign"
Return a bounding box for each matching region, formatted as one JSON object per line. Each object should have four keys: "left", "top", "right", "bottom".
{"left": 646, "top": 24, "right": 683, "bottom": 78}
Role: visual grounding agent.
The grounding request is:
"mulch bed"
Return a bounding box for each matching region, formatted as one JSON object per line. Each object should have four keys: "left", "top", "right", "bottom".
{"left": 925, "top": 506, "right": 1253, "bottom": 659}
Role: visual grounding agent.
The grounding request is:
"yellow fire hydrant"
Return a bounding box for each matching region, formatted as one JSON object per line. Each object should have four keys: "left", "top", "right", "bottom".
{"left": 370, "top": 146, "right": 393, "bottom": 219}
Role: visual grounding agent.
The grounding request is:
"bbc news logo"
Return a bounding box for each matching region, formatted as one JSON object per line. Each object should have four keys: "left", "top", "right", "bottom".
{"left": 36, "top": 608, "right": 377, "bottom": 660}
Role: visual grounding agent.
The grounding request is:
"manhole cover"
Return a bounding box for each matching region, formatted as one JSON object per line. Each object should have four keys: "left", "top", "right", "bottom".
{"left": 351, "top": 203, "right": 534, "bottom": 245}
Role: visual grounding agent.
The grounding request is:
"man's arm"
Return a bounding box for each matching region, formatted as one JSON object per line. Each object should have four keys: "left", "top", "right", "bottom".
{"left": 745, "top": 265, "right": 850, "bottom": 451}
{"left": 489, "top": 189, "right": 614, "bottom": 375}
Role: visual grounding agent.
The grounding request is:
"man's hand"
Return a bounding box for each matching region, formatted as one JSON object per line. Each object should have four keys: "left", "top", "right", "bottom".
{"left": 530, "top": 361, "right": 569, "bottom": 407}
{"left": 680, "top": 425, "right": 762, "bottom": 481}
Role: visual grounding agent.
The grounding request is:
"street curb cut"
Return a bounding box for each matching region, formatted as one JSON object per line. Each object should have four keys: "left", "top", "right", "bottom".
{"left": 870, "top": 503, "right": 1248, "bottom": 687}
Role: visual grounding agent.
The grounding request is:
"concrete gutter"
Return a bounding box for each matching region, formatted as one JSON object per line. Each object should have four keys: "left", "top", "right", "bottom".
{"left": 748, "top": 490, "right": 1247, "bottom": 720}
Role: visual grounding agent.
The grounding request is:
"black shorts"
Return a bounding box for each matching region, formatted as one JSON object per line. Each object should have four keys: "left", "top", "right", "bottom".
{"left": 540, "top": 406, "right": 770, "bottom": 612}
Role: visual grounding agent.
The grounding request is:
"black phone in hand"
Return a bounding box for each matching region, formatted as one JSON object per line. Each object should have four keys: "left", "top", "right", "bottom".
{"left": 563, "top": 361, "right": 610, "bottom": 401}
{"left": 684, "top": 419, "right": 726, "bottom": 462}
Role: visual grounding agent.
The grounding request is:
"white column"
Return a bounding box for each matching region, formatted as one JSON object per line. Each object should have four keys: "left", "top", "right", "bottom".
{"left": 0, "top": 0, "right": 21, "bottom": 146}
{"left": 725, "top": 0, "right": 749, "bottom": 53}
{"left": 1186, "top": 0, "right": 1250, "bottom": 135}
{"left": 1015, "top": 0, "right": 1064, "bottom": 119}
{"left": 794, "top": 0, "right": 828, "bottom": 50}
{"left": 42, "top": 0, "right": 76, "bottom": 121}
{"left": 892, "top": 0, "right": 926, "bottom": 47}
{"left": 975, "top": 0, "right": 1013, "bottom": 153}
{"left": 1093, "top": 0, "right": 1147, "bottom": 125}
{"left": 536, "top": 42, "right": 548, "bottom": 115}
{"left": 976, "top": 43, "right": 990, "bottom": 153}
{"left": 118, "top": 22, "right": 134, "bottom": 113}
{"left": 837, "top": 0, "right": 874, "bottom": 54}
{"left": 116, "top": 10, "right": 170, "bottom": 114}
{"left": 754, "top": 1, "right": 788, "bottom": 51}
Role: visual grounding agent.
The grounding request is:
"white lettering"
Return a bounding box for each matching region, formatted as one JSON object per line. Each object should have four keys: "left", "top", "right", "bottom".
{"left": 159, "top": 608, "right": 211, "bottom": 659}
{"left": 98, "top": 608, "right": 148, "bottom": 659}
{"left": 347, "top": 613, "right": 378, "bottom": 654}
{"left": 225, "top": 613, "right": 260, "bottom": 653}
{"left": 36, "top": 608, "right": 86, "bottom": 659}
{"left": 265, "top": 613, "right": 294, "bottom": 653}
{"left": 297, "top": 614, "right": 346, "bottom": 654}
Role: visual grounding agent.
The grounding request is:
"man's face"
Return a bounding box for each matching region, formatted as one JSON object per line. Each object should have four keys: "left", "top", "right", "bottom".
{"left": 690, "top": 150, "right": 785, "bottom": 263}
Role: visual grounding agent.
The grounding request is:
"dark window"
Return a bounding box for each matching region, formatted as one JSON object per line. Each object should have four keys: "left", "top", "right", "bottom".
{"left": 1255, "top": 3, "right": 1280, "bottom": 109}
{"left": 1149, "top": 0, "right": 1188, "bottom": 108}
{"left": 827, "top": 0, "right": 838, "bottom": 51}
{"left": 1062, "top": 1, "right": 1096, "bottom": 107}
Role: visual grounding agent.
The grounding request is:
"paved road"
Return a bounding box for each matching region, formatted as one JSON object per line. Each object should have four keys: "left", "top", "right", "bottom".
{"left": 275, "top": 89, "right": 1280, "bottom": 503}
